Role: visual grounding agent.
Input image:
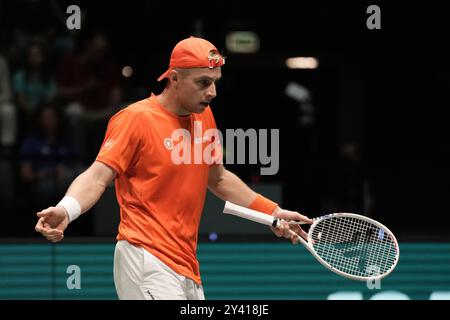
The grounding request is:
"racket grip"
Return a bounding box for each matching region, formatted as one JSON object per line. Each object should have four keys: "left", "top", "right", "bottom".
{"left": 223, "top": 201, "right": 275, "bottom": 227}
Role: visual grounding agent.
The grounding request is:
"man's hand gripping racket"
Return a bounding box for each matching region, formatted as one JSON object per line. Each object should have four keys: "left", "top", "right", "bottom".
{"left": 223, "top": 201, "right": 400, "bottom": 281}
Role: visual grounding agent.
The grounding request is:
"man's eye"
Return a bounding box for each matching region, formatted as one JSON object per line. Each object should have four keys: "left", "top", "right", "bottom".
{"left": 199, "top": 80, "right": 211, "bottom": 87}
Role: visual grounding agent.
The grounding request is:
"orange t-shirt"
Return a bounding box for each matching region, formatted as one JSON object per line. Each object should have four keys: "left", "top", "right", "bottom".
{"left": 96, "top": 93, "right": 222, "bottom": 284}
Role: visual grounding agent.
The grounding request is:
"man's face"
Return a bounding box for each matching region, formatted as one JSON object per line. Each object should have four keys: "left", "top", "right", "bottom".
{"left": 175, "top": 67, "right": 222, "bottom": 114}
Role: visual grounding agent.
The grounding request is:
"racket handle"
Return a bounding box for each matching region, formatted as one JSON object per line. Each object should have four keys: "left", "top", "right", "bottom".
{"left": 223, "top": 202, "right": 310, "bottom": 245}
{"left": 223, "top": 201, "right": 309, "bottom": 227}
{"left": 223, "top": 201, "right": 275, "bottom": 227}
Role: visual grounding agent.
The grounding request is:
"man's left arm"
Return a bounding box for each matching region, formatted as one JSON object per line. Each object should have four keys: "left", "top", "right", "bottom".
{"left": 208, "top": 164, "right": 313, "bottom": 243}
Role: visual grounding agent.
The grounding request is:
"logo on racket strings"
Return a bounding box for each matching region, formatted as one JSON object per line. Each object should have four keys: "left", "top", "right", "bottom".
{"left": 334, "top": 228, "right": 378, "bottom": 273}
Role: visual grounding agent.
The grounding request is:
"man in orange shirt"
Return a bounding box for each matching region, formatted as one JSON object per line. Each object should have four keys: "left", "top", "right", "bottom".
{"left": 34, "top": 37, "right": 313, "bottom": 299}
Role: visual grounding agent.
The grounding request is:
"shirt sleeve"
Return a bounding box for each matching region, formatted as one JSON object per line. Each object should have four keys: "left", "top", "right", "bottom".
{"left": 95, "top": 108, "right": 143, "bottom": 176}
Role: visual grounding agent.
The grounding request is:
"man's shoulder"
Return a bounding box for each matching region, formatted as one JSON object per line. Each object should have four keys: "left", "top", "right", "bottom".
{"left": 125, "top": 97, "right": 152, "bottom": 111}
{"left": 115, "top": 97, "right": 155, "bottom": 117}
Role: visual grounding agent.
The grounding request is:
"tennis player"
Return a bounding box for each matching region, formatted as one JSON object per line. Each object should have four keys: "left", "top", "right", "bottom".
{"left": 34, "top": 36, "right": 313, "bottom": 300}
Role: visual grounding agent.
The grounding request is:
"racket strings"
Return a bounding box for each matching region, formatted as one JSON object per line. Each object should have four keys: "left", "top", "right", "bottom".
{"left": 310, "top": 216, "right": 398, "bottom": 278}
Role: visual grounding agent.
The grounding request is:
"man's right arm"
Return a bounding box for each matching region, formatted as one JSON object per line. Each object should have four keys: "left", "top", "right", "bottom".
{"left": 35, "top": 161, "right": 116, "bottom": 242}
{"left": 64, "top": 161, "right": 116, "bottom": 214}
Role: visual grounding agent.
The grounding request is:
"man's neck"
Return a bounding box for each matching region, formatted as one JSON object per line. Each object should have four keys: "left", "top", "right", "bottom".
{"left": 157, "top": 90, "right": 190, "bottom": 116}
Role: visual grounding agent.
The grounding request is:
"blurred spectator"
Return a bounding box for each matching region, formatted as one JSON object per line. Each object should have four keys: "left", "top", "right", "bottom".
{"left": 5, "top": 28, "right": 30, "bottom": 72}
{"left": 56, "top": 32, "right": 120, "bottom": 111}
{"left": 50, "top": 30, "right": 77, "bottom": 61}
{"left": 0, "top": 53, "right": 16, "bottom": 147}
{"left": 56, "top": 32, "right": 122, "bottom": 162}
{"left": 12, "top": 42, "right": 57, "bottom": 136}
{"left": 18, "top": 102, "right": 79, "bottom": 210}
{"left": 0, "top": 53, "right": 16, "bottom": 231}
{"left": 12, "top": 42, "right": 57, "bottom": 112}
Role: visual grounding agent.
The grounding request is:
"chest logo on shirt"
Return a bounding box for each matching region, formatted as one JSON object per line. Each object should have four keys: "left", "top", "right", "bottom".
{"left": 103, "top": 139, "right": 115, "bottom": 149}
{"left": 164, "top": 137, "right": 174, "bottom": 150}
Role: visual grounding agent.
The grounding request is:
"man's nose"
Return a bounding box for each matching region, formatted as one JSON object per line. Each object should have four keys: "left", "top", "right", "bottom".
{"left": 206, "top": 83, "right": 217, "bottom": 99}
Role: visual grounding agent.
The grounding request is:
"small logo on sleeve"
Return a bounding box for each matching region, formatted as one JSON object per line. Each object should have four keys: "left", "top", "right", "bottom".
{"left": 103, "top": 139, "right": 115, "bottom": 149}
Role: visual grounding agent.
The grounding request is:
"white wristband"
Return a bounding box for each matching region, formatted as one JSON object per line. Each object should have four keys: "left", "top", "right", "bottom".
{"left": 57, "top": 196, "right": 82, "bottom": 223}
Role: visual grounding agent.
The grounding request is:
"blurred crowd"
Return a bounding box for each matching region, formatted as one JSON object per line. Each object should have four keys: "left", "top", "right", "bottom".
{"left": 0, "top": 27, "right": 368, "bottom": 237}
{"left": 0, "top": 29, "right": 128, "bottom": 236}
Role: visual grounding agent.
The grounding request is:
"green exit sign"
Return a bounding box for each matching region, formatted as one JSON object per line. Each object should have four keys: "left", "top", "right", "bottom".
{"left": 226, "top": 32, "right": 260, "bottom": 53}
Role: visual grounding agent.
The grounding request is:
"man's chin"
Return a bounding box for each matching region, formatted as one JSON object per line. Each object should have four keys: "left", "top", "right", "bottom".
{"left": 193, "top": 105, "right": 207, "bottom": 113}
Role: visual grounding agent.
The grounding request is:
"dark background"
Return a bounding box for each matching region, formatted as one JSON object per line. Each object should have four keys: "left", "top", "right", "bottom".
{"left": 1, "top": 0, "right": 449, "bottom": 240}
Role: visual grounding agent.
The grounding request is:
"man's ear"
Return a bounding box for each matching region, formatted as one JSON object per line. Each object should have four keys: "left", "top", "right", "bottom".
{"left": 168, "top": 69, "right": 179, "bottom": 84}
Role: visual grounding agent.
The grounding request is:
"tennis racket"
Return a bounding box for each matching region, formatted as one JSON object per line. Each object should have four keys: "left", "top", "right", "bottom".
{"left": 223, "top": 201, "right": 400, "bottom": 281}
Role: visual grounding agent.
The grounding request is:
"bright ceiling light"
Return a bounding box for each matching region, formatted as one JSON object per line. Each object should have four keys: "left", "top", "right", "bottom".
{"left": 122, "top": 65, "right": 133, "bottom": 78}
{"left": 286, "top": 57, "right": 319, "bottom": 69}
